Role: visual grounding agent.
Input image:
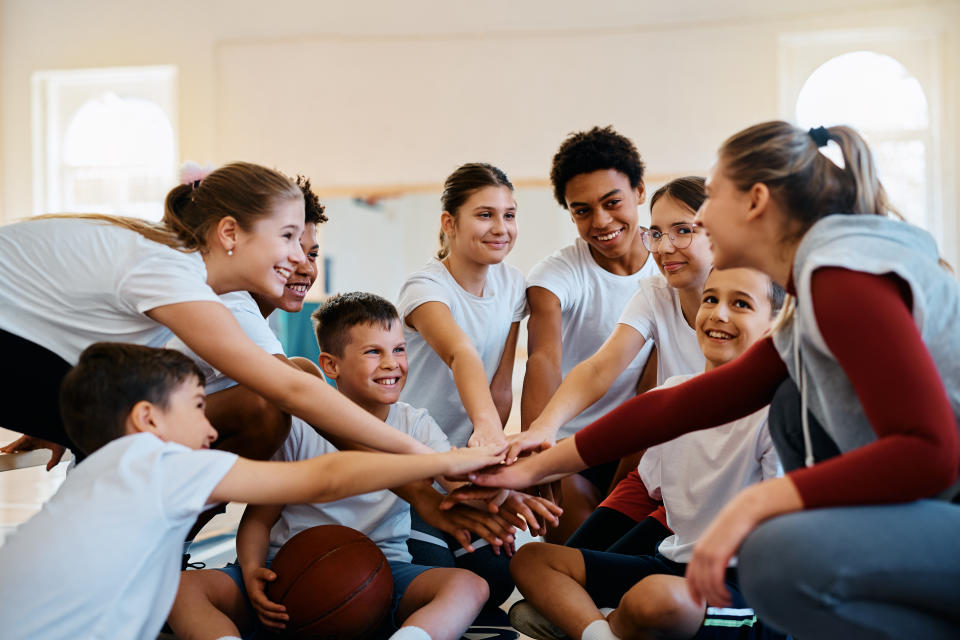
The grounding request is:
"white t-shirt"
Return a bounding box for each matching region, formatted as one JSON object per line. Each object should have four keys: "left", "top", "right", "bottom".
{"left": 0, "top": 433, "right": 237, "bottom": 640}
{"left": 0, "top": 217, "right": 221, "bottom": 364}
{"left": 639, "top": 374, "right": 781, "bottom": 565}
{"left": 617, "top": 274, "right": 704, "bottom": 385}
{"left": 168, "top": 290, "right": 284, "bottom": 394}
{"left": 269, "top": 403, "right": 450, "bottom": 563}
{"left": 397, "top": 259, "right": 527, "bottom": 447}
{"left": 526, "top": 238, "right": 659, "bottom": 439}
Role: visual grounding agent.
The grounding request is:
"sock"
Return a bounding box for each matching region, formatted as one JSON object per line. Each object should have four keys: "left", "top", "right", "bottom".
{"left": 599, "top": 607, "right": 615, "bottom": 617}
{"left": 389, "top": 626, "right": 432, "bottom": 640}
{"left": 581, "top": 619, "right": 621, "bottom": 640}
{"left": 215, "top": 637, "right": 242, "bottom": 640}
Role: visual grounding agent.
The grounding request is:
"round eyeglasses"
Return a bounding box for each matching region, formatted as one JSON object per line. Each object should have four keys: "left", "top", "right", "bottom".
{"left": 641, "top": 224, "right": 696, "bottom": 252}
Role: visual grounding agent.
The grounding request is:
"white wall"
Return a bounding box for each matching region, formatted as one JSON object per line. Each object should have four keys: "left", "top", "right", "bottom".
{"left": 2, "top": 0, "right": 958, "bottom": 262}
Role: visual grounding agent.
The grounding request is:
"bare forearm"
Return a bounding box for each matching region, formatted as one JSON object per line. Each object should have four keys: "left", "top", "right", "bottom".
{"left": 529, "top": 358, "right": 611, "bottom": 439}
{"left": 237, "top": 506, "right": 278, "bottom": 574}
{"left": 450, "top": 350, "right": 503, "bottom": 435}
{"left": 520, "top": 354, "right": 561, "bottom": 430}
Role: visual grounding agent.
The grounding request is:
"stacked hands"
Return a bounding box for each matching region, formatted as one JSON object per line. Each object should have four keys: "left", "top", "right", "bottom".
{"left": 442, "top": 434, "right": 757, "bottom": 609}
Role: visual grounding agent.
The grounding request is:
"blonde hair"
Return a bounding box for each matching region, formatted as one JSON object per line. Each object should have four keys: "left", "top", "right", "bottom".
{"left": 39, "top": 162, "right": 301, "bottom": 252}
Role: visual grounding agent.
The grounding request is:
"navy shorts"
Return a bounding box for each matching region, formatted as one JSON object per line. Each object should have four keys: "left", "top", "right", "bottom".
{"left": 580, "top": 550, "right": 785, "bottom": 640}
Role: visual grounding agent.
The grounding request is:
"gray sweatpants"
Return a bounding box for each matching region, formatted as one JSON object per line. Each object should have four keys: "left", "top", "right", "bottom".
{"left": 743, "top": 379, "right": 960, "bottom": 639}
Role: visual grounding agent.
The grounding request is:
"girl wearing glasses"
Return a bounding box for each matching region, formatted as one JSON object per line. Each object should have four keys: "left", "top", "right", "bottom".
{"left": 508, "top": 176, "right": 712, "bottom": 460}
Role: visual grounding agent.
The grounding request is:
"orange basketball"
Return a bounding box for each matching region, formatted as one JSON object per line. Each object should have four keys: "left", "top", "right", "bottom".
{"left": 266, "top": 525, "right": 393, "bottom": 639}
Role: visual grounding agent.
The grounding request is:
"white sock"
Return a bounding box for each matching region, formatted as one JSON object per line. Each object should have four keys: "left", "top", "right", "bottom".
{"left": 599, "top": 607, "right": 615, "bottom": 617}
{"left": 215, "top": 637, "right": 242, "bottom": 640}
{"left": 581, "top": 618, "right": 621, "bottom": 640}
{"left": 389, "top": 626, "right": 432, "bottom": 640}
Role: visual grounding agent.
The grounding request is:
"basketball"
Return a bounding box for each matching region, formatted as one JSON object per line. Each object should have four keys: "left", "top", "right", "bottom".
{"left": 266, "top": 525, "right": 394, "bottom": 638}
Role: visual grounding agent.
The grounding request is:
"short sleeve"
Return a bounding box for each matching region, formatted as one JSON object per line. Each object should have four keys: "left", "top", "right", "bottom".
{"left": 411, "top": 409, "right": 452, "bottom": 453}
{"left": 396, "top": 271, "right": 452, "bottom": 324}
{"left": 510, "top": 268, "right": 529, "bottom": 323}
{"left": 225, "top": 294, "right": 284, "bottom": 356}
{"left": 617, "top": 281, "right": 657, "bottom": 340}
{"left": 158, "top": 448, "right": 238, "bottom": 524}
{"left": 118, "top": 248, "right": 220, "bottom": 315}
{"left": 526, "top": 252, "right": 578, "bottom": 312}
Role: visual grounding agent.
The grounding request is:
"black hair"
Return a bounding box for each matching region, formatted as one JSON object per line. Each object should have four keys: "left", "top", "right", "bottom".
{"left": 550, "top": 126, "right": 645, "bottom": 208}
{"left": 312, "top": 292, "right": 401, "bottom": 357}
{"left": 60, "top": 343, "right": 205, "bottom": 455}
{"left": 296, "top": 174, "right": 328, "bottom": 225}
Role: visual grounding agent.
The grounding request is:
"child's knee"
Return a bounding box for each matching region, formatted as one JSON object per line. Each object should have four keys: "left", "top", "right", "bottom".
{"left": 616, "top": 576, "right": 696, "bottom": 631}
{"left": 510, "top": 541, "right": 580, "bottom": 582}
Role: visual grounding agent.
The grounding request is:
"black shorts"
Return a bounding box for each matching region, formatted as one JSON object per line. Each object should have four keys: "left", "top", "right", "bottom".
{"left": 0, "top": 328, "right": 78, "bottom": 454}
{"left": 576, "top": 459, "right": 619, "bottom": 494}
{"left": 580, "top": 549, "right": 786, "bottom": 639}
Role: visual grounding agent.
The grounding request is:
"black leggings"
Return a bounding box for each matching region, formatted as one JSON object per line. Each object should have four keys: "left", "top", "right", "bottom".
{"left": 0, "top": 328, "right": 79, "bottom": 453}
{"left": 565, "top": 506, "right": 671, "bottom": 556}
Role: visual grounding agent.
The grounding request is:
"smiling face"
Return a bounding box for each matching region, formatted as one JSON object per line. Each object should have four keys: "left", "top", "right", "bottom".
{"left": 696, "top": 161, "right": 756, "bottom": 270}
{"left": 322, "top": 320, "right": 408, "bottom": 417}
{"left": 564, "top": 168, "right": 646, "bottom": 271}
{"left": 649, "top": 194, "right": 713, "bottom": 291}
{"left": 232, "top": 196, "right": 306, "bottom": 299}
{"left": 443, "top": 185, "right": 517, "bottom": 265}
{"left": 695, "top": 267, "right": 774, "bottom": 370}
{"left": 253, "top": 222, "right": 319, "bottom": 314}
{"left": 148, "top": 377, "right": 219, "bottom": 450}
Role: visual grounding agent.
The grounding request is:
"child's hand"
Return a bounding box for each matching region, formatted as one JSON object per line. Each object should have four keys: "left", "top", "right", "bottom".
{"left": 244, "top": 567, "right": 288, "bottom": 630}
{"left": 1, "top": 435, "right": 66, "bottom": 471}
{"left": 431, "top": 503, "right": 517, "bottom": 553}
{"left": 440, "top": 444, "right": 506, "bottom": 477}
{"left": 504, "top": 429, "right": 555, "bottom": 462}
{"left": 498, "top": 491, "right": 563, "bottom": 537}
{"left": 467, "top": 427, "right": 508, "bottom": 449}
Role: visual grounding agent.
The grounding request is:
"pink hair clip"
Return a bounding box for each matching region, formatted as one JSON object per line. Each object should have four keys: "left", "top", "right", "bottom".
{"left": 179, "top": 161, "right": 215, "bottom": 187}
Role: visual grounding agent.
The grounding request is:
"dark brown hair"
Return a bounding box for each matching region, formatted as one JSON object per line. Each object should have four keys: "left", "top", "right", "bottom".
{"left": 60, "top": 343, "right": 205, "bottom": 455}
{"left": 437, "top": 163, "right": 514, "bottom": 260}
{"left": 312, "top": 292, "right": 400, "bottom": 357}
{"left": 650, "top": 176, "right": 706, "bottom": 216}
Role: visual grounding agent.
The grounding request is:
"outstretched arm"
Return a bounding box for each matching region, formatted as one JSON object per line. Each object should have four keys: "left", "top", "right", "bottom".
{"left": 209, "top": 445, "right": 505, "bottom": 505}
{"left": 406, "top": 301, "right": 507, "bottom": 447}
{"left": 148, "top": 301, "right": 433, "bottom": 455}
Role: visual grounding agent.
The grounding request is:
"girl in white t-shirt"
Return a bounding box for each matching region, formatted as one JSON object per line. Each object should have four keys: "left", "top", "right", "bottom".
{"left": 507, "top": 176, "right": 713, "bottom": 459}
{"left": 397, "top": 163, "right": 527, "bottom": 449}
{"left": 0, "top": 162, "right": 433, "bottom": 461}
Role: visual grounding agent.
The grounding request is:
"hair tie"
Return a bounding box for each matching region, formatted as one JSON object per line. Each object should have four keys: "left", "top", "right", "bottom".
{"left": 179, "top": 161, "right": 215, "bottom": 188}
{"left": 808, "top": 126, "right": 830, "bottom": 148}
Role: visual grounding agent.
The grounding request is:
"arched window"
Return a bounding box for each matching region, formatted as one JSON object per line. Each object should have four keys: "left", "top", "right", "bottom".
{"left": 794, "top": 51, "right": 931, "bottom": 229}
{"left": 33, "top": 66, "right": 177, "bottom": 221}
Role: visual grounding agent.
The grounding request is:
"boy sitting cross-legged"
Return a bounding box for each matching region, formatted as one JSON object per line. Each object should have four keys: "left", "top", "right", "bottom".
{"left": 0, "top": 343, "right": 504, "bottom": 640}
{"left": 168, "top": 292, "right": 561, "bottom": 640}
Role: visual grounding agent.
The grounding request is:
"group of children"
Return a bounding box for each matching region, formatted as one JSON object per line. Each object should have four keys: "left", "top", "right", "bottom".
{"left": 0, "top": 118, "right": 958, "bottom": 640}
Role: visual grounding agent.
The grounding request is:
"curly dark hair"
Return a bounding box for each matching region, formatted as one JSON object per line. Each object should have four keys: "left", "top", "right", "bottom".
{"left": 550, "top": 126, "right": 645, "bottom": 208}
{"left": 296, "top": 175, "right": 328, "bottom": 224}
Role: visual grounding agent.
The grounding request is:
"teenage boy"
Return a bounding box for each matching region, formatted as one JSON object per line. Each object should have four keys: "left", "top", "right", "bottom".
{"left": 168, "top": 293, "right": 560, "bottom": 640}
{"left": 0, "top": 343, "right": 503, "bottom": 640}
{"left": 519, "top": 126, "right": 659, "bottom": 540}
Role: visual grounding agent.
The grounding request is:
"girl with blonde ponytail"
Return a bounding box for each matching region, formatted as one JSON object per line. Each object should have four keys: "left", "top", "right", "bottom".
{"left": 0, "top": 162, "right": 437, "bottom": 461}
{"left": 473, "top": 121, "right": 960, "bottom": 639}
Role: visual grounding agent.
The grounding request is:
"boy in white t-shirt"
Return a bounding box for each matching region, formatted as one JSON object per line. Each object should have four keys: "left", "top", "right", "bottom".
{"left": 522, "top": 126, "right": 659, "bottom": 541}
{"left": 500, "top": 268, "right": 788, "bottom": 640}
{"left": 0, "top": 343, "right": 503, "bottom": 640}
{"left": 168, "top": 293, "right": 559, "bottom": 640}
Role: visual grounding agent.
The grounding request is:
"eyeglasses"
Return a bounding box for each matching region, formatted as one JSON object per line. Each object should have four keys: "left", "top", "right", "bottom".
{"left": 641, "top": 224, "right": 696, "bottom": 252}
